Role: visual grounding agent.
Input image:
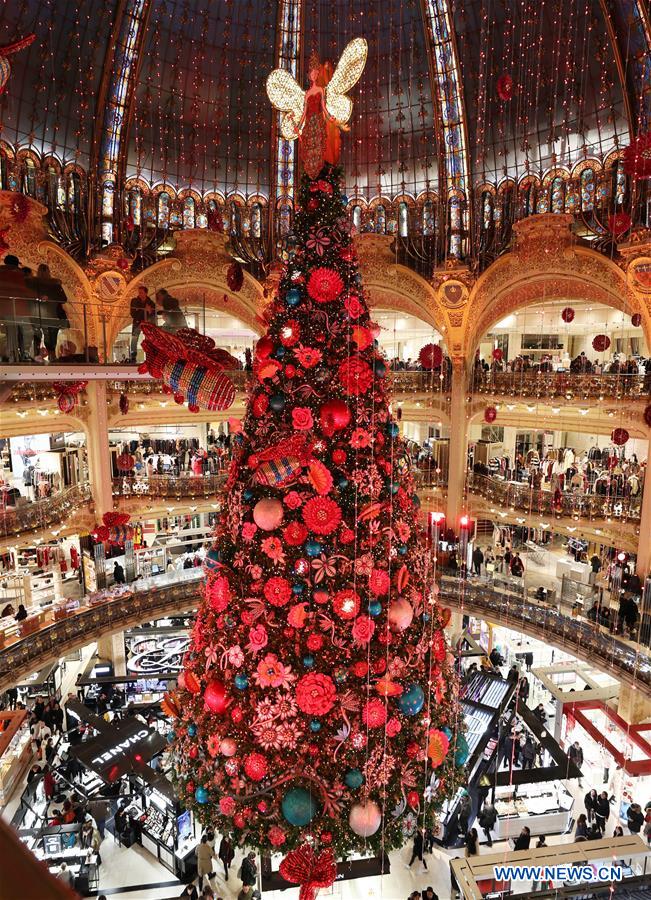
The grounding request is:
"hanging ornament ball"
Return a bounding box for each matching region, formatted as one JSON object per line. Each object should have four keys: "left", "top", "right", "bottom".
{"left": 388, "top": 598, "right": 414, "bottom": 633}
{"left": 281, "top": 788, "right": 319, "bottom": 826}
{"left": 491, "top": 348, "right": 503, "bottom": 361}
{"left": 234, "top": 673, "right": 249, "bottom": 690}
{"left": 349, "top": 801, "right": 382, "bottom": 837}
{"left": 286, "top": 288, "right": 302, "bottom": 307}
{"left": 244, "top": 752, "right": 268, "bottom": 782}
{"left": 119, "top": 392, "right": 129, "bottom": 415}
{"left": 644, "top": 405, "right": 651, "bottom": 428}
{"left": 632, "top": 313, "right": 642, "bottom": 327}
{"left": 116, "top": 452, "right": 135, "bottom": 472}
{"left": 561, "top": 307, "right": 575, "bottom": 323}
{"left": 609, "top": 212, "right": 632, "bottom": 236}
{"left": 320, "top": 399, "right": 351, "bottom": 436}
{"left": 204, "top": 679, "right": 227, "bottom": 714}
{"left": 398, "top": 683, "right": 425, "bottom": 716}
{"left": 496, "top": 72, "right": 514, "bottom": 101}
{"left": 484, "top": 406, "right": 497, "bottom": 424}
{"left": 344, "top": 768, "right": 364, "bottom": 789}
{"left": 454, "top": 733, "right": 470, "bottom": 766}
{"left": 592, "top": 334, "right": 611, "bottom": 352}
{"left": 407, "top": 790, "right": 420, "bottom": 810}
{"left": 373, "top": 358, "right": 387, "bottom": 378}
{"left": 253, "top": 498, "right": 284, "bottom": 531}
{"left": 57, "top": 392, "right": 76, "bottom": 414}
{"left": 256, "top": 336, "right": 274, "bottom": 359}
{"left": 419, "top": 343, "right": 443, "bottom": 370}
{"left": 624, "top": 133, "right": 651, "bottom": 179}
{"left": 305, "top": 540, "right": 322, "bottom": 557}
{"left": 269, "top": 393, "right": 286, "bottom": 413}
{"left": 187, "top": 724, "right": 197, "bottom": 737}
{"left": 166, "top": 730, "right": 175, "bottom": 744}
{"left": 195, "top": 786, "right": 209, "bottom": 804}
{"left": 611, "top": 427, "right": 630, "bottom": 446}
{"left": 220, "top": 738, "right": 237, "bottom": 757}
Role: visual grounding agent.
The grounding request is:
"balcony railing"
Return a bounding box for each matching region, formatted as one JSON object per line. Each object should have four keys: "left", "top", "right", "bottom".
{"left": 0, "top": 483, "right": 92, "bottom": 538}
{"left": 112, "top": 474, "right": 227, "bottom": 500}
{"left": 467, "top": 472, "right": 642, "bottom": 522}
{"left": 472, "top": 371, "right": 650, "bottom": 401}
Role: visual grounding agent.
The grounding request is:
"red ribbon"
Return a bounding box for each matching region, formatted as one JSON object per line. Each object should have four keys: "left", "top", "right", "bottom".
{"left": 279, "top": 844, "right": 337, "bottom": 900}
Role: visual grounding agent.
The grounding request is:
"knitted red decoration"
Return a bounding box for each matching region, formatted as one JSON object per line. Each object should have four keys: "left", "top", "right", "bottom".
{"left": 608, "top": 212, "right": 631, "bottom": 236}
{"left": 592, "top": 334, "right": 610, "bottom": 352}
{"left": 419, "top": 343, "right": 443, "bottom": 370}
{"left": 623, "top": 133, "right": 651, "bottom": 180}
{"left": 611, "top": 428, "right": 629, "bottom": 446}
{"left": 226, "top": 261, "right": 244, "bottom": 292}
{"left": 561, "top": 307, "right": 575, "bottom": 323}
{"left": 484, "top": 406, "right": 497, "bottom": 424}
{"left": 496, "top": 73, "right": 513, "bottom": 100}
{"left": 279, "top": 844, "right": 337, "bottom": 900}
{"left": 632, "top": 313, "right": 642, "bottom": 328}
{"left": 116, "top": 453, "right": 135, "bottom": 472}
{"left": 491, "top": 348, "right": 503, "bottom": 361}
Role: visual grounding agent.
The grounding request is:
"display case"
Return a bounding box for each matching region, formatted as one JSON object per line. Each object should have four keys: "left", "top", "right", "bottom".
{"left": 492, "top": 779, "right": 574, "bottom": 839}
{"left": 0, "top": 710, "right": 31, "bottom": 803}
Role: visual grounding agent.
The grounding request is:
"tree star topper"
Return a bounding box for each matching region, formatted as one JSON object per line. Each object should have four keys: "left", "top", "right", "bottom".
{"left": 266, "top": 37, "right": 367, "bottom": 178}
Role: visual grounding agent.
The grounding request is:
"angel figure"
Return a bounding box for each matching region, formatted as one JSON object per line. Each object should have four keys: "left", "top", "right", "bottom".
{"left": 266, "top": 37, "right": 367, "bottom": 179}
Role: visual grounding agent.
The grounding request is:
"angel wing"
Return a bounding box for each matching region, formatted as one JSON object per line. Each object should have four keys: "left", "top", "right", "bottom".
{"left": 266, "top": 68, "right": 305, "bottom": 141}
{"left": 325, "top": 37, "right": 368, "bottom": 125}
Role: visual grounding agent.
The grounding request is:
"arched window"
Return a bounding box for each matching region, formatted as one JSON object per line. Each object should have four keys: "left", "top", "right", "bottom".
{"left": 565, "top": 181, "right": 579, "bottom": 213}
{"left": 55, "top": 175, "right": 66, "bottom": 209}
{"left": 278, "top": 202, "right": 291, "bottom": 236}
{"left": 251, "top": 203, "right": 262, "bottom": 238}
{"left": 352, "top": 205, "right": 362, "bottom": 231}
{"left": 448, "top": 196, "right": 462, "bottom": 257}
{"left": 580, "top": 169, "right": 594, "bottom": 212}
{"left": 550, "top": 177, "right": 565, "bottom": 213}
{"left": 24, "top": 158, "right": 37, "bottom": 197}
{"left": 67, "top": 173, "right": 80, "bottom": 212}
{"left": 230, "top": 202, "right": 241, "bottom": 236}
{"left": 482, "top": 192, "right": 493, "bottom": 229}
{"left": 398, "top": 202, "right": 409, "bottom": 237}
{"left": 536, "top": 187, "right": 548, "bottom": 214}
{"left": 183, "top": 197, "right": 195, "bottom": 229}
{"left": 157, "top": 191, "right": 170, "bottom": 228}
{"left": 613, "top": 161, "right": 626, "bottom": 207}
{"left": 375, "top": 204, "right": 386, "bottom": 233}
{"left": 422, "top": 200, "right": 435, "bottom": 235}
{"left": 128, "top": 188, "right": 142, "bottom": 225}
{"left": 521, "top": 184, "right": 534, "bottom": 217}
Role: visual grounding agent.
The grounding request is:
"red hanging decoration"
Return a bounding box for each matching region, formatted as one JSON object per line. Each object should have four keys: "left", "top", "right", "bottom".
{"left": 116, "top": 452, "right": 135, "bottom": 472}
{"left": 644, "top": 405, "right": 651, "bottom": 428}
{"left": 632, "top": 313, "right": 642, "bottom": 327}
{"left": 561, "top": 307, "right": 575, "bottom": 323}
{"left": 117, "top": 257, "right": 131, "bottom": 271}
{"left": 0, "top": 34, "right": 35, "bottom": 95}
{"left": 419, "top": 343, "right": 443, "bottom": 370}
{"left": 592, "top": 334, "right": 611, "bottom": 352}
{"left": 496, "top": 73, "right": 514, "bottom": 101}
{"left": 484, "top": 406, "right": 497, "bottom": 424}
{"left": 226, "top": 261, "right": 244, "bottom": 292}
{"left": 491, "top": 348, "right": 503, "bottom": 361}
{"left": 611, "top": 428, "right": 629, "bottom": 446}
{"left": 279, "top": 844, "right": 337, "bottom": 900}
{"left": 52, "top": 380, "right": 87, "bottom": 414}
{"left": 608, "top": 212, "right": 631, "bottom": 236}
{"left": 623, "top": 133, "right": 651, "bottom": 180}
{"left": 119, "top": 392, "right": 129, "bottom": 415}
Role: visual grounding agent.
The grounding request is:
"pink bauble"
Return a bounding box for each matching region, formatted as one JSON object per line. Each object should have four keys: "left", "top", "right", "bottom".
{"left": 204, "top": 679, "right": 227, "bottom": 714}
{"left": 253, "top": 498, "right": 284, "bottom": 531}
{"left": 349, "top": 801, "right": 382, "bottom": 837}
{"left": 388, "top": 598, "right": 414, "bottom": 632}
{"left": 220, "top": 738, "right": 237, "bottom": 757}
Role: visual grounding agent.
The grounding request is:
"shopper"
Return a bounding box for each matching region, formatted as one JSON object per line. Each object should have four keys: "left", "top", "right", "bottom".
{"left": 532, "top": 702, "right": 547, "bottom": 725}
{"left": 15, "top": 604, "right": 28, "bottom": 622}
{"left": 613, "top": 825, "right": 624, "bottom": 838}
{"left": 575, "top": 814, "right": 589, "bottom": 840}
{"left": 513, "top": 826, "right": 531, "bottom": 851}
{"left": 521, "top": 736, "right": 536, "bottom": 770}
{"left": 113, "top": 561, "right": 125, "bottom": 585}
{"left": 588, "top": 822, "right": 603, "bottom": 840}
{"left": 594, "top": 791, "right": 610, "bottom": 832}
{"left": 129, "top": 285, "right": 150, "bottom": 361}
{"left": 627, "top": 802, "right": 644, "bottom": 834}
{"left": 43, "top": 766, "right": 55, "bottom": 801}
{"left": 179, "top": 886, "right": 199, "bottom": 900}
{"left": 510, "top": 552, "right": 524, "bottom": 578}
{"left": 240, "top": 851, "right": 258, "bottom": 888}
{"left": 89, "top": 797, "right": 110, "bottom": 839}
{"left": 57, "top": 862, "right": 74, "bottom": 887}
{"left": 472, "top": 545, "right": 484, "bottom": 576}
{"left": 457, "top": 791, "right": 472, "bottom": 836}
{"left": 524, "top": 651, "right": 534, "bottom": 671}
{"left": 478, "top": 800, "right": 497, "bottom": 847}
{"left": 196, "top": 835, "right": 217, "bottom": 889}
{"left": 568, "top": 740, "right": 584, "bottom": 786}
{"left": 218, "top": 834, "right": 235, "bottom": 880}
{"left": 585, "top": 788, "right": 598, "bottom": 822}
{"left": 407, "top": 827, "right": 427, "bottom": 870}
{"left": 464, "top": 828, "right": 479, "bottom": 857}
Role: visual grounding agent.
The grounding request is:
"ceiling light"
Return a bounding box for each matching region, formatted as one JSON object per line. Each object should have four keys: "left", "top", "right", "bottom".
{"left": 551, "top": 407, "right": 560, "bottom": 414}
{"left": 578, "top": 408, "right": 590, "bottom": 415}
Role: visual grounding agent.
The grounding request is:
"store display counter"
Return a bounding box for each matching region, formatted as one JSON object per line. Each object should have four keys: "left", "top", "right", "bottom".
{"left": 493, "top": 780, "right": 574, "bottom": 839}
{"left": 0, "top": 709, "right": 31, "bottom": 804}
{"left": 556, "top": 557, "right": 593, "bottom": 586}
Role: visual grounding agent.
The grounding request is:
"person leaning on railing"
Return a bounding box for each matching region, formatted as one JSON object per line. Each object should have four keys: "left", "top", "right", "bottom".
{"left": 0, "top": 254, "right": 38, "bottom": 362}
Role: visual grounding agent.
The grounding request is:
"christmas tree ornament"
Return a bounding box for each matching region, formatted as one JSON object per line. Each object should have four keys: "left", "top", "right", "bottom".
{"left": 611, "top": 428, "right": 629, "bottom": 446}
{"left": 349, "top": 801, "right": 382, "bottom": 836}
{"left": 592, "top": 334, "right": 611, "bottom": 352}
{"left": 632, "top": 313, "right": 642, "bottom": 327}
{"left": 623, "top": 133, "right": 651, "bottom": 179}
{"left": 282, "top": 788, "right": 319, "bottom": 826}
{"left": 484, "top": 406, "right": 497, "bottom": 424}
{"left": 561, "top": 307, "right": 575, "bottom": 323}
{"left": 278, "top": 844, "right": 337, "bottom": 900}
{"left": 253, "top": 498, "right": 284, "bottom": 530}
{"left": 203, "top": 680, "right": 227, "bottom": 714}
{"left": 496, "top": 72, "right": 514, "bottom": 100}
{"left": 0, "top": 33, "right": 35, "bottom": 95}
{"left": 419, "top": 343, "right": 443, "bottom": 370}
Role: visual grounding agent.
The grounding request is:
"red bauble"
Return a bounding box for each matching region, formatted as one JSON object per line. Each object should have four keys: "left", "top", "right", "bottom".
{"left": 419, "top": 343, "right": 443, "bottom": 370}
{"left": 491, "top": 348, "right": 503, "bottom": 361}
{"left": 592, "top": 334, "right": 611, "bottom": 352}
{"left": 484, "top": 406, "right": 497, "bottom": 424}
{"left": 561, "top": 307, "right": 575, "bottom": 323}
{"left": 320, "top": 399, "right": 351, "bottom": 436}
{"left": 632, "top": 313, "right": 642, "bottom": 327}
{"left": 116, "top": 452, "right": 135, "bottom": 472}
{"left": 244, "top": 752, "right": 268, "bottom": 782}
{"left": 256, "top": 336, "right": 274, "bottom": 359}
{"left": 226, "top": 261, "right": 244, "bottom": 292}
{"left": 612, "top": 428, "right": 629, "bottom": 446}
{"left": 609, "top": 212, "right": 631, "bottom": 236}
{"left": 231, "top": 706, "right": 244, "bottom": 723}
{"left": 407, "top": 790, "right": 420, "bottom": 809}
{"left": 623, "top": 133, "right": 651, "bottom": 179}
{"left": 189, "top": 746, "right": 198, "bottom": 759}
{"left": 204, "top": 679, "right": 227, "bottom": 714}
{"left": 496, "top": 73, "right": 514, "bottom": 100}
{"left": 280, "top": 319, "right": 300, "bottom": 347}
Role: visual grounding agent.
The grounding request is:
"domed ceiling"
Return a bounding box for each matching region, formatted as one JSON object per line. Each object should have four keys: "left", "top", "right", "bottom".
{"left": 0, "top": 0, "right": 648, "bottom": 202}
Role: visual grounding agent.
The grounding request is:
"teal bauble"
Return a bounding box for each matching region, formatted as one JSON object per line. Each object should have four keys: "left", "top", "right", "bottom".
{"left": 270, "top": 393, "right": 286, "bottom": 412}
{"left": 166, "top": 730, "right": 175, "bottom": 743}
{"left": 369, "top": 601, "right": 382, "bottom": 617}
{"left": 286, "top": 288, "right": 302, "bottom": 307}
{"left": 455, "top": 734, "right": 470, "bottom": 766}
{"left": 387, "top": 422, "right": 400, "bottom": 438}
{"left": 374, "top": 359, "right": 387, "bottom": 378}
{"left": 187, "top": 724, "right": 197, "bottom": 737}
{"left": 344, "top": 769, "right": 364, "bottom": 789}
{"left": 195, "top": 786, "right": 209, "bottom": 804}
{"left": 292, "top": 583, "right": 304, "bottom": 594}
{"left": 234, "top": 673, "right": 249, "bottom": 690}
{"left": 305, "top": 540, "right": 322, "bottom": 557}
{"left": 282, "top": 788, "right": 318, "bottom": 826}
{"left": 303, "top": 655, "right": 315, "bottom": 668}
{"left": 310, "top": 720, "right": 321, "bottom": 733}
{"left": 204, "top": 548, "right": 221, "bottom": 571}
{"left": 398, "top": 683, "right": 425, "bottom": 716}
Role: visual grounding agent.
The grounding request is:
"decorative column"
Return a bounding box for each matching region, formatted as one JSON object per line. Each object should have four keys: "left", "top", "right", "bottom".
{"left": 617, "top": 684, "right": 651, "bottom": 724}
{"left": 636, "top": 437, "right": 651, "bottom": 577}
{"left": 96, "top": 632, "right": 127, "bottom": 676}
{"left": 85, "top": 381, "right": 113, "bottom": 520}
{"left": 446, "top": 359, "right": 468, "bottom": 525}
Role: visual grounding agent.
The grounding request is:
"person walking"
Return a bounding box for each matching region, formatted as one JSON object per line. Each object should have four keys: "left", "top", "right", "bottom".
{"left": 457, "top": 791, "right": 472, "bottom": 837}
{"left": 585, "top": 788, "right": 598, "bottom": 823}
{"left": 510, "top": 552, "right": 524, "bottom": 578}
{"left": 464, "top": 828, "right": 479, "bottom": 858}
{"left": 196, "top": 835, "right": 217, "bottom": 890}
{"left": 568, "top": 741, "right": 584, "bottom": 786}
{"left": 407, "top": 828, "right": 427, "bottom": 870}
{"left": 218, "top": 834, "right": 235, "bottom": 880}
{"left": 472, "top": 545, "right": 484, "bottom": 576}
{"left": 478, "top": 800, "right": 497, "bottom": 847}
{"left": 594, "top": 791, "right": 610, "bottom": 833}
{"left": 240, "top": 851, "right": 258, "bottom": 890}
{"left": 89, "top": 797, "right": 110, "bottom": 840}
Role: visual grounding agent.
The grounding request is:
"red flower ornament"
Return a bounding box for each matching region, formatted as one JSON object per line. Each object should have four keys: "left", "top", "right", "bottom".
{"left": 623, "top": 133, "right": 651, "bottom": 180}
{"left": 295, "top": 672, "right": 337, "bottom": 715}
{"left": 338, "top": 356, "right": 373, "bottom": 395}
{"left": 307, "top": 267, "right": 344, "bottom": 303}
{"left": 302, "top": 496, "right": 342, "bottom": 535}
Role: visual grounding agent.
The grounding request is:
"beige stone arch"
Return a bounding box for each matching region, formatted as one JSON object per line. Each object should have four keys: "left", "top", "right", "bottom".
{"left": 465, "top": 214, "right": 644, "bottom": 364}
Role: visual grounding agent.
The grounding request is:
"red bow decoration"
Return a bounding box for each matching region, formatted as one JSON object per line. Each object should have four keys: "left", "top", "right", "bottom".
{"left": 279, "top": 844, "right": 337, "bottom": 900}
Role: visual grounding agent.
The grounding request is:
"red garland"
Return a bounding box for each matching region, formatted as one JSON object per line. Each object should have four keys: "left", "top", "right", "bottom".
{"left": 623, "top": 133, "right": 651, "bottom": 180}
{"left": 279, "top": 844, "right": 337, "bottom": 900}
{"left": 484, "top": 406, "right": 497, "bottom": 424}
{"left": 227, "top": 262, "right": 244, "bottom": 292}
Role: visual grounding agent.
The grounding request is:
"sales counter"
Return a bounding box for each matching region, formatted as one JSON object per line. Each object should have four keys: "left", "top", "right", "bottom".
{"left": 492, "top": 779, "right": 574, "bottom": 839}
{"left": 0, "top": 709, "right": 31, "bottom": 804}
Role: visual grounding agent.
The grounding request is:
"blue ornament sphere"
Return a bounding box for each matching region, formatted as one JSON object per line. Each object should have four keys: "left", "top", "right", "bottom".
{"left": 187, "top": 724, "right": 197, "bottom": 737}
{"left": 282, "top": 788, "right": 318, "bottom": 826}
{"left": 234, "top": 673, "right": 249, "bottom": 690}
{"left": 204, "top": 548, "right": 221, "bottom": 571}
{"left": 166, "top": 730, "right": 175, "bottom": 743}
{"left": 399, "top": 545, "right": 408, "bottom": 555}
{"left": 286, "top": 288, "right": 302, "bottom": 307}
{"left": 443, "top": 726, "right": 453, "bottom": 740}
{"left": 269, "top": 393, "right": 286, "bottom": 412}
{"left": 412, "top": 493, "right": 421, "bottom": 509}
{"left": 387, "top": 422, "right": 400, "bottom": 438}
{"left": 398, "top": 683, "right": 425, "bottom": 716}
{"left": 455, "top": 734, "right": 470, "bottom": 766}
{"left": 341, "top": 194, "right": 349, "bottom": 205}
{"left": 369, "top": 601, "right": 382, "bottom": 617}
{"left": 195, "top": 786, "right": 209, "bottom": 804}
{"left": 310, "top": 720, "right": 321, "bottom": 732}
{"left": 338, "top": 478, "right": 348, "bottom": 489}
{"left": 305, "top": 540, "right": 322, "bottom": 557}
{"left": 344, "top": 768, "right": 364, "bottom": 789}
{"left": 292, "top": 583, "right": 304, "bottom": 595}
{"left": 374, "top": 359, "right": 387, "bottom": 378}
{"left": 303, "top": 655, "right": 315, "bottom": 668}
{"left": 243, "top": 489, "right": 253, "bottom": 501}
